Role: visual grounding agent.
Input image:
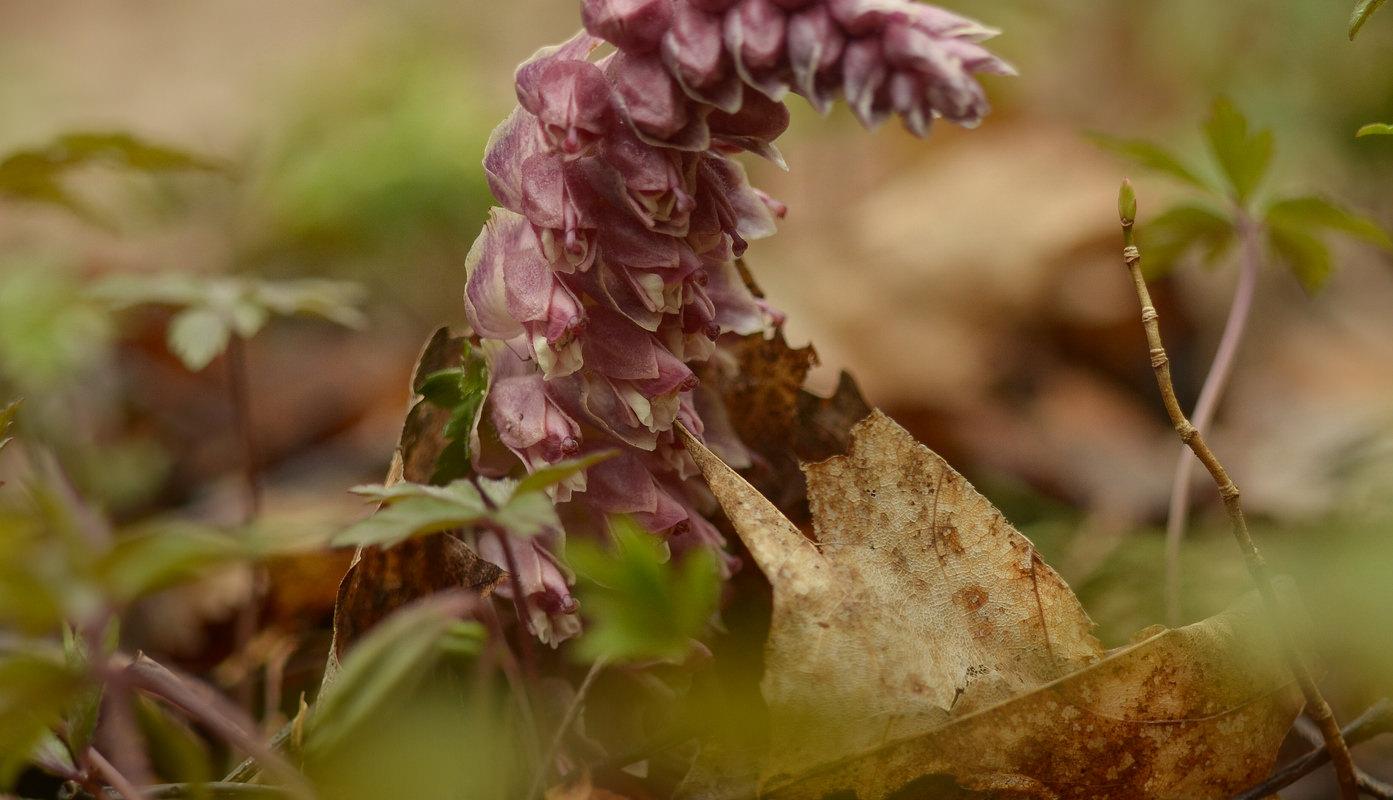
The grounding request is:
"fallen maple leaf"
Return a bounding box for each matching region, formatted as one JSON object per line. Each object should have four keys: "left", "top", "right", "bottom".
{"left": 678, "top": 410, "right": 1304, "bottom": 799}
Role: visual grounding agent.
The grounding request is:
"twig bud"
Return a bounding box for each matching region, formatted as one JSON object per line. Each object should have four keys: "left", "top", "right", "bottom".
{"left": 1118, "top": 178, "right": 1137, "bottom": 226}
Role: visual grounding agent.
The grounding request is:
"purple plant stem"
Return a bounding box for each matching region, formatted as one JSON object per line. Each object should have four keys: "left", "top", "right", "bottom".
{"left": 1163, "top": 214, "right": 1261, "bottom": 626}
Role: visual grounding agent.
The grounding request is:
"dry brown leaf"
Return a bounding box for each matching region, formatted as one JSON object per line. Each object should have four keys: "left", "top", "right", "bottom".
{"left": 709, "top": 330, "right": 871, "bottom": 522}
{"left": 328, "top": 327, "right": 503, "bottom": 662}
{"left": 679, "top": 410, "right": 1303, "bottom": 799}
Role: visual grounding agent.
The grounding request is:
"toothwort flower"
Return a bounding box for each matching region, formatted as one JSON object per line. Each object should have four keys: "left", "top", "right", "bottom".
{"left": 465, "top": 0, "right": 1008, "bottom": 642}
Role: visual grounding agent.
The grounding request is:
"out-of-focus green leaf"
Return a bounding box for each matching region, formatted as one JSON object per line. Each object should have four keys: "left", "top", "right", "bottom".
{"left": 93, "top": 274, "right": 365, "bottom": 372}
{"left": 305, "top": 594, "right": 471, "bottom": 759}
{"left": 1356, "top": 123, "right": 1393, "bottom": 137}
{"left": 96, "top": 524, "right": 243, "bottom": 604}
{"left": 417, "top": 343, "right": 490, "bottom": 485}
{"left": 135, "top": 696, "right": 213, "bottom": 795}
{"left": 1268, "top": 217, "right": 1334, "bottom": 293}
{"left": 1087, "top": 133, "right": 1213, "bottom": 192}
{"left": 1203, "top": 98, "right": 1273, "bottom": 205}
{"left": 0, "top": 132, "right": 226, "bottom": 221}
{"left": 569, "top": 516, "right": 720, "bottom": 663}
{"left": 87, "top": 273, "right": 207, "bottom": 310}
{"left": 0, "top": 399, "right": 19, "bottom": 456}
{"left": 0, "top": 651, "right": 85, "bottom": 787}
{"left": 1138, "top": 203, "right": 1235, "bottom": 277}
{"left": 167, "top": 308, "right": 231, "bottom": 372}
{"left": 0, "top": 260, "right": 114, "bottom": 392}
{"left": 1266, "top": 196, "right": 1393, "bottom": 249}
{"left": 251, "top": 279, "right": 367, "bottom": 329}
{"left": 59, "top": 624, "right": 108, "bottom": 759}
{"left": 0, "top": 514, "right": 70, "bottom": 635}
{"left": 1350, "top": 0, "right": 1387, "bottom": 39}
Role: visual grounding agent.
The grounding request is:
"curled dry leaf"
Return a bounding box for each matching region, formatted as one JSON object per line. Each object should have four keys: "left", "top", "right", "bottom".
{"left": 329, "top": 328, "right": 504, "bottom": 663}
{"left": 679, "top": 410, "right": 1304, "bottom": 799}
{"left": 708, "top": 329, "right": 872, "bottom": 522}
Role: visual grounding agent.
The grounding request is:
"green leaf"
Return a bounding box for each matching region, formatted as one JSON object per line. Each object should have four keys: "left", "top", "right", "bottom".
{"left": 512, "top": 451, "right": 615, "bottom": 498}
{"left": 569, "top": 516, "right": 720, "bottom": 663}
{"left": 306, "top": 594, "right": 471, "bottom": 759}
{"left": 1266, "top": 196, "right": 1393, "bottom": 249}
{"left": 350, "top": 479, "right": 484, "bottom": 507}
{"left": 332, "top": 496, "right": 489, "bottom": 548}
{"left": 1203, "top": 98, "right": 1274, "bottom": 205}
{"left": 417, "top": 345, "right": 491, "bottom": 485}
{"left": 1086, "top": 133, "right": 1213, "bottom": 192}
{"left": 251, "top": 279, "right": 367, "bottom": 329}
{"left": 135, "top": 696, "right": 213, "bottom": 793}
{"left": 96, "top": 524, "right": 244, "bottom": 604}
{"left": 1357, "top": 123, "right": 1393, "bottom": 138}
{"left": 0, "top": 132, "right": 227, "bottom": 222}
{"left": 1268, "top": 218, "right": 1334, "bottom": 293}
{"left": 167, "top": 307, "right": 231, "bottom": 372}
{"left": 1350, "top": 0, "right": 1388, "bottom": 39}
{"left": 0, "top": 399, "right": 19, "bottom": 455}
{"left": 87, "top": 273, "right": 208, "bottom": 310}
{"left": 1138, "top": 203, "right": 1236, "bottom": 277}
{"left": 0, "top": 652, "right": 85, "bottom": 787}
{"left": 340, "top": 473, "right": 567, "bottom": 546}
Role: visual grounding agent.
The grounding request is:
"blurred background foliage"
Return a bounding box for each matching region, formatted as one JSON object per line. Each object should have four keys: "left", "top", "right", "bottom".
{"left": 1, "top": 0, "right": 1393, "bottom": 796}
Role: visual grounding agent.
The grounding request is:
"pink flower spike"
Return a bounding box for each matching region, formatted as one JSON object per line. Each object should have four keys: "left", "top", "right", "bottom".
{"left": 582, "top": 0, "right": 675, "bottom": 53}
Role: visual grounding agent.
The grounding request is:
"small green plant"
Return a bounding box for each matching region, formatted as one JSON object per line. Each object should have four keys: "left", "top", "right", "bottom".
{"left": 1094, "top": 98, "right": 1390, "bottom": 292}
{"left": 568, "top": 516, "right": 720, "bottom": 664}
{"left": 1096, "top": 98, "right": 1392, "bottom": 629}
{"left": 0, "top": 131, "right": 228, "bottom": 225}
{"left": 91, "top": 273, "right": 366, "bottom": 372}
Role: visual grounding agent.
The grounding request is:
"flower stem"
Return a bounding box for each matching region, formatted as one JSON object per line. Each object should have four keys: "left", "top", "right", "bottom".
{"left": 1118, "top": 184, "right": 1359, "bottom": 800}
{"left": 1163, "top": 213, "right": 1261, "bottom": 626}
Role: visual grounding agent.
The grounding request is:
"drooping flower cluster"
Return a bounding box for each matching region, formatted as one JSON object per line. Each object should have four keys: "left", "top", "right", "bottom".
{"left": 465, "top": 0, "right": 1009, "bottom": 643}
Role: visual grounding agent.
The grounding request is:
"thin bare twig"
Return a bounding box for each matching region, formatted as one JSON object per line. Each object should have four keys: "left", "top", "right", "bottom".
{"left": 526, "top": 658, "right": 608, "bottom": 800}
{"left": 225, "top": 335, "right": 264, "bottom": 716}
{"left": 1163, "top": 214, "right": 1261, "bottom": 626}
{"left": 1234, "top": 700, "right": 1393, "bottom": 800}
{"left": 1117, "top": 180, "right": 1359, "bottom": 800}
{"left": 85, "top": 748, "right": 145, "bottom": 800}
{"left": 122, "top": 655, "right": 315, "bottom": 800}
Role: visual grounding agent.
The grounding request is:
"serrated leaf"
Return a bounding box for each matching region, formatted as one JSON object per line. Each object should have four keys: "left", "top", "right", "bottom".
{"left": 1203, "top": 98, "right": 1273, "bottom": 205}
{"left": 1266, "top": 195, "right": 1393, "bottom": 249}
{"left": 1268, "top": 217, "right": 1335, "bottom": 294}
{"left": 1086, "top": 133, "right": 1212, "bottom": 192}
{"left": 1350, "top": 0, "right": 1388, "bottom": 38}
{"left": 349, "top": 479, "right": 484, "bottom": 507}
{"left": 167, "top": 307, "right": 231, "bottom": 371}
{"left": 95, "top": 524, "right": 244, "bottom": 604}
{"left": 1357, "top": 123, "right": 1393, "bottom": 137}
{"left": 1139, "top": 203, "right": 1236, "bottom": 277}
{"left": 569, "top": 516, "right": 719, "bottom": 663}
{"left": 306, "top": 594, "right": 470, "bottom": 759}
{"left": 417, "top": 346, "right": 491, "bottom": 485}
{"left": 333, "top": 496, "right": 490, "bottom": 548}
{"left": 513, "top": 451, "right": 615, "bottom": 497}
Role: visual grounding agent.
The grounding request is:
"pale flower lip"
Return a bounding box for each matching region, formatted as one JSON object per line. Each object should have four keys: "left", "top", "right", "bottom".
{"left": 466, "top": 0, "right": 1006, "bottom": 644}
